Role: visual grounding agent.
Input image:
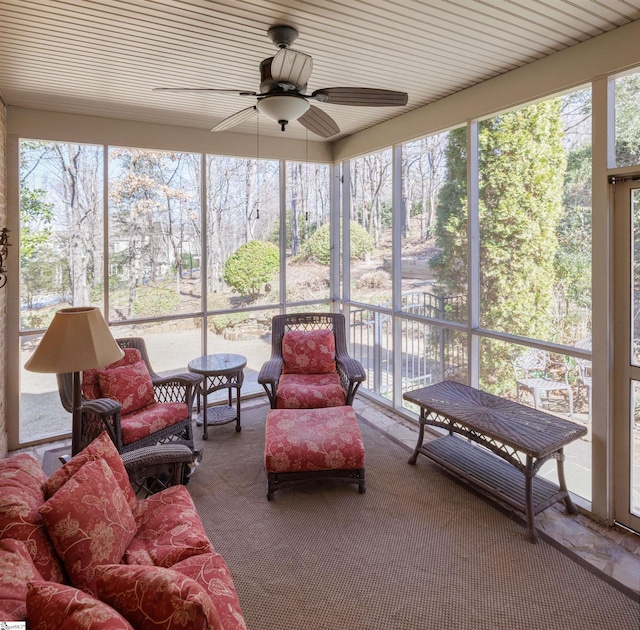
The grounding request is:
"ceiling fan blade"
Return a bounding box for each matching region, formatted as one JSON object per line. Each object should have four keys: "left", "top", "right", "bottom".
{"left": 298, "top": 105, "right": 340, "bottom": 138}
{"left": 154, "top": 88, "right": 257, "bottom": 96}
{"left": 271, "top": 48, "right": 313, "bottom": 88}
{"left": 211, "top": 106, "right": 257, "bottom": 132}
{"left": 311, "top": 87, "right": 408, "bottom": 107}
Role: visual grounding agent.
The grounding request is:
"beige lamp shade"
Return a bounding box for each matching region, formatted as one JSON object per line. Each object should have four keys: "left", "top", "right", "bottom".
{"left": 25, "top": 307, "right": 124, "bottom": 374}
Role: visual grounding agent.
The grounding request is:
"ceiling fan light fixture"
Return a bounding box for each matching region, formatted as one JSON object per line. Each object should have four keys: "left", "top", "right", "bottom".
{"left": 257, "top": 94, "right": 310, "bottom": 131}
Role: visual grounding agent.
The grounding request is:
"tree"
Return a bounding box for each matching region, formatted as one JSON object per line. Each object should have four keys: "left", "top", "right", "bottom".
{"left": 20, "top": 186, "right": 67, "bottom": 315}
{"left": 554, "top": 89, "right": 592, "bottom": 338}
{"left": 20, "top": 185, "right": 53, "bottom": 263}
{"left": 479, "top": 101, "right": 565, "bottom": 342}
{"left": 109, "top": 148, "right": 199, "bottom": 318}
{"left": 615, "top": 72, "right": 640, "bottom": 166}
{"left": 302, "top": 221, "right": 374, "bottom": 266}
{"left": 51, "top": 144, "right": 103, "bottom": 307}
{"left": 430, "top": 127, "right": 468, "bottom": 298}
{"left": 207, "top": 157, "right": 280, "bottom": 295}
{"left": 19, "top": 142, "right": 104, "bottom": 311}
{"left": 350, "top": 151, "right": 392, "bottom": 246}
{"left": 432, "top": 101, "right": 566, "bottom": 391}
{"left": 289, "top": 162, "right": 304, "bottom": 256}
{"left": 19, "top": 150, "right": 63, "bottom": 314}
{"left": 403, "top": 134, "right": 449, "bottom": 239}
{"left": 555, "top": 144, "right": 591, "bottom": 331}
{"left": 223, "top": 240, "right": 279, "bottom": 298}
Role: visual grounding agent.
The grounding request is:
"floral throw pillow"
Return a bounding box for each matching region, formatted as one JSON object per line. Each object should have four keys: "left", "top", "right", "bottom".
{"left": 0, "top": 453, "right": 66, "bottom": 583}
{"left": 0, "top": 538, "right": 44, "bottom": 621}
{"left": 39, "top": 459, "right": 136, "bottom": 596}
{"left": 95, "top": 564, "right": 222, "bottom": 630}
{"left": 125, "top": 485, "right": 214, "bottom": 568}
{"left": 83, "top": 347, "right": 141, "bottom": 400}
{"left": 98, "top": 360, "right": 155, "bottom": 415}
{"left": 27, "top": 581, "right": 134, "bottom": 629}
{"left": 282, "top": 329, "right": 336, "bottom": 374}
{"left": 43, "top": 431, "right": 138, "bottom": 512}
{"left": 172, "top": 553, "right": 247, "bottom": 630}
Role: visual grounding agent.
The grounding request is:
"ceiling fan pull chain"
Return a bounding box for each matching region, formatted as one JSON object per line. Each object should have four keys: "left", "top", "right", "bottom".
{"left": 256, "top": 112, "right": 260, "bottom": 220}
{"left": 305, "top": 128, "right": 309, "bottom": 222}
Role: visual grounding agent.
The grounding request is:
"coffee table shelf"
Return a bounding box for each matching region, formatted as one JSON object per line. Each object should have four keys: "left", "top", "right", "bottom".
{"left": 419, "top": 434, "right": 568, "bottom": 516}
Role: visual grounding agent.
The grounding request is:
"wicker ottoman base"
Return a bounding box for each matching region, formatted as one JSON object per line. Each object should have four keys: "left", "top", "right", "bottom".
{"left": 264, "top": 406, "right": 366, "bottom": 500}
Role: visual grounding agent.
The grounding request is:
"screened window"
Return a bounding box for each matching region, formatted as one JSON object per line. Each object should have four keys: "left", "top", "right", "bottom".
{"left": 285, "top": 161, "right": 331, "bottom": 304}
{"left": 402, "top": 128, "right": 468, "bottom": 324}
{"left": 206, "top": 156, "right": 279, "bottom": 310}
{"left": 615, "top": 70, "right": 640, "bottom": 168}
{"left": 478, "top": 90, "right": 592, "bottom": 349}
{"left": 19, "top": 140, "right": 104, "bottom": 442}
{"left": 108, "top": 148, "right": 201, "bottom": 321}
{"left": 349, "top": 149, "right": 392, "bottom": 307}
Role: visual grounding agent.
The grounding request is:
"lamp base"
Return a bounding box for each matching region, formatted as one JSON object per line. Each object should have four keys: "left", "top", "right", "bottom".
{"left": 71, "top": 371, "right": 83, "bottom": 456}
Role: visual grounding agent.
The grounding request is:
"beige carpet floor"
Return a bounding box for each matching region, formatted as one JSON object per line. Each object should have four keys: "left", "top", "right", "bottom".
{"left": 187, "top": 402, "right": 638, "bottom": 630}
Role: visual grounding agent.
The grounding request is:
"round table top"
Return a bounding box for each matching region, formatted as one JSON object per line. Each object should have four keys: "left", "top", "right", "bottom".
{"left": 188, "top": 353, "right": 247, "bottom": 375}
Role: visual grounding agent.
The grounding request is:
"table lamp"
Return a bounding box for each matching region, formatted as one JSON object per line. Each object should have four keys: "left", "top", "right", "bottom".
{"left": 24, "top": 306, "right": 124, "bottom": 454}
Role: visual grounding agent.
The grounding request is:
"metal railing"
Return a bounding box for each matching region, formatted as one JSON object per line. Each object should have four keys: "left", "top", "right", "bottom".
{"left": 349, "top": 291, "right": 467, "bottom": 399}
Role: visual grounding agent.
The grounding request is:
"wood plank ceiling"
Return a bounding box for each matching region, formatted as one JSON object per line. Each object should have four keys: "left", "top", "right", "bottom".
{"left": 0, "top": 0, "right": 639, "bottom": 142}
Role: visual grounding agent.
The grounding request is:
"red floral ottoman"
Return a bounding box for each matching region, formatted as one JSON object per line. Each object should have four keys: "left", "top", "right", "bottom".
{"left": 264, "top": 405, "right": 366, "bottom": 500}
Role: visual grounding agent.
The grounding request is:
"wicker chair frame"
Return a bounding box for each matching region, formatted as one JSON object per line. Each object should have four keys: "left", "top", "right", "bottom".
{"left": 57, "top": 337, "right": 202, "bottom": 455}
{"left": 257, "top": 312, "right": 366, "bottom": 409}
{"left": 267, "top": 468, "right": 366, "bottom": 500}
{"left": 510, "top": 347, "right": 574, "bottom": 419}
{"left": 122, "top": 443, "right": 195, "bottom": 497}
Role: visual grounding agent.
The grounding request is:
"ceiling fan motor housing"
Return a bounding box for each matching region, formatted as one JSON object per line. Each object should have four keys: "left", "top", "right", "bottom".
{"left": 259, "top": 57, "right": 306, "bottom": 95}
{"left": 259, "top": 57, "right": 276, "bottom": 93}
{"left": 267, "top": 25, "right": 299, "bottom": 49}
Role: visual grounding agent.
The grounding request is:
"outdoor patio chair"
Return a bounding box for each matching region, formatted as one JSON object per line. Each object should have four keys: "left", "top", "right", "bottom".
{"left": 511, "top": 347, "right": 574, "bottom": 419}
{"left": 575, "top": 336, "right": 592, "bottom": 423}
{"left": 258, "top": 312, "right": 366, "bottom": 409}
{"left": 57, "top": 337, "right": 202, "bottom": 455}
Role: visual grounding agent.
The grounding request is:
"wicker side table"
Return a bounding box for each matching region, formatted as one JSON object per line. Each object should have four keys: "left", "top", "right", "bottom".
{"left": 188, "top": 353, "right": 246, "bottom": 440}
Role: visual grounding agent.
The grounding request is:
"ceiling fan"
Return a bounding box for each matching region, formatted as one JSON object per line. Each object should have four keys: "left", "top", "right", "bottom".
{"left": 153, "top": 25, "right": 408, "bottom": 138}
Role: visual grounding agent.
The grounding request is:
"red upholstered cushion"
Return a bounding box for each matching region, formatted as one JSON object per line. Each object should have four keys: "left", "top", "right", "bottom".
{"left": 27, "top": 581, "right": 133, "bottom": 629}
{"left": 276, "top": 372, "right": 346, "bottom": 409}
{"left": 98, "top": 360, "right": 155, "bottom": 415}
{"left": 95, "top": 564, "right": 222, "bottom": 630}
{"left": 39, "top": 459, "right": 136, "bottom": 596}
{"left": 43, "top": 431, "right": 138, "bottom": 512}
{"left": 124, "top": 484, "right": 214, "bottom": 568}
{"left": 120, "top": 402, "right": 188, "bottom": 445}
{"left": 265, "top": 406, "right": 365, "bottom": 473}
{"left": 173, "top": 553, "right": 247, "bottom": 630}
{"left": 0, "top": 538, "right": 43, "bottom": 621}
{"left": 83, "top": 347, "right": 141, "bottom": 400}
{"left": 282, "top": 329, "right": 336, "bottom": 374}
{"left": 0, "top": 454, "right": 66, "bottom": 583}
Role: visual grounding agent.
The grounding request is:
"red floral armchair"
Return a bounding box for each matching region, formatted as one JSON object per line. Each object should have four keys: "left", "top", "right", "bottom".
{"left": 258, "top": 312, "right": 366, "bottom": 409}
{"left": 57, "top": 337, "right": 202, "bottom": 455}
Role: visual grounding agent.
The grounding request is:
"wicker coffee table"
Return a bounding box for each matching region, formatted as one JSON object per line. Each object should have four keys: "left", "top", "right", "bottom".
{"left": 404, "top": 381, "right": 587, "bottom": 543}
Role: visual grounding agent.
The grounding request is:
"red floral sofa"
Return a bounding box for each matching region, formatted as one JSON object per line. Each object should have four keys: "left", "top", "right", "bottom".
{"left": 0, "top": 432, "right": 246, "bottom": 629}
